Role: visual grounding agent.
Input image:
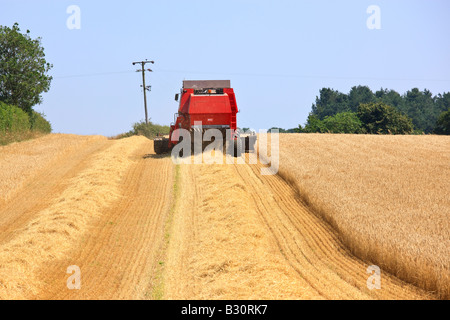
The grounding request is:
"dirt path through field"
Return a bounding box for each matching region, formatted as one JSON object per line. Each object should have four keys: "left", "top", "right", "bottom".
{"left": 163, "top": 154, "right": 432, "bottom": 300}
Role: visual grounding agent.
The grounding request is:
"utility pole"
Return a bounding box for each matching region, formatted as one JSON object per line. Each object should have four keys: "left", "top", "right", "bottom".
{"left": 132, "top": 59, "right": 154, "bottom": 124}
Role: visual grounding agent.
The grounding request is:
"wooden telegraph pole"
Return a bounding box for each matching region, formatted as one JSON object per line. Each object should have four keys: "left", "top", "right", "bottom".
{"left": 132, "top": 59, "right": 154, "bottom": 124}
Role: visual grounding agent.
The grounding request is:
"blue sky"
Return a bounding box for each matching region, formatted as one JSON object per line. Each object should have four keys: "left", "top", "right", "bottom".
{"left": 1, "top": 0, "right": 449, "bottom": 136}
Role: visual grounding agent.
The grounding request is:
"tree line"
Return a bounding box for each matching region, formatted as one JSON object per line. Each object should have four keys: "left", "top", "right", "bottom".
{"left": 295, "top": 86, "right": 450, "bottom": 134}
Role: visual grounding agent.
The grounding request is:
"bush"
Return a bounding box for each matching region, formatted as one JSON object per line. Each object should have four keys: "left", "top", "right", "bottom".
{"left": 321, "top": 112, "right": 364, "bottom": 133}
{"left": 303, "top": 114, "right": 326, "bottom": 133}
{"left": 0, "top": 102, "right": 51, "bottom": 145}
{"left": 302, "top": 104, "right": 415, "bottom": 135}
{"left": 31, "top": 111, "right": 52, "bottom": 133}
{"left": 0, "top": 101, "right": 30, "bottom": 133}
{"left": 120, "top": 120, "right": 170, "bottom": 140}
{"left": 357, "top": 102, "right": 414, "bottom": 134}
{"left": 303, "top": 112, "right": 363, "bottom": 134}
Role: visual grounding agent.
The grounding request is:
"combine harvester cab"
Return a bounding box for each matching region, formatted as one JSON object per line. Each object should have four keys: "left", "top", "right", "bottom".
{"left": 154, "top": 80, "right": 256, "bottom": 157}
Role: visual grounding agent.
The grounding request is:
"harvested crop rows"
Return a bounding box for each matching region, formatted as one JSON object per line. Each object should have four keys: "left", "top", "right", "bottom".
{"left": 0, "top": 135, "right": 173, "bottom": 299}
{"left": 0, "top": 134, "right": 439, "bottom": 299}
{"left": 163, "top": 154, "right": 430, "bottom": 299}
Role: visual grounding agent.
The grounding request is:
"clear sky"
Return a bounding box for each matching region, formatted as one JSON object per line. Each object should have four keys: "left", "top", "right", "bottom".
{"left": 1, "top": 0, "right": 449, "bottom": 136}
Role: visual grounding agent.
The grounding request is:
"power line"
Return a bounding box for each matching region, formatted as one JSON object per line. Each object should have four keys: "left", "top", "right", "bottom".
{"left": 53, "top": 68, "right": 450, "bottom": 83}
{"left": 156, "top": 69, "right": 450, "bottom": 83}
{"left": 54, "top": 70, "right": 134, "bottom": 79}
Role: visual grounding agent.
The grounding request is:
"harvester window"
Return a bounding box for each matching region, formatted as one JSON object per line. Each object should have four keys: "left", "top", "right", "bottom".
{"left": 194, "top": 88, "right": 224, "bottom": 95}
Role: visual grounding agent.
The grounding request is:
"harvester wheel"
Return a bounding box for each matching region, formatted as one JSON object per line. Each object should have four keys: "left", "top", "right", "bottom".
{"left": 154, "top": 138, "right": 169, "bottom": 155}
{"left": 227, "top": 129, "right": 242, "bottom": 157}
{"left": 242, "top": 134, "right": 257, "bottom": 153}
{"left": 235, "top": 134, "right": 243, "bottom": 157}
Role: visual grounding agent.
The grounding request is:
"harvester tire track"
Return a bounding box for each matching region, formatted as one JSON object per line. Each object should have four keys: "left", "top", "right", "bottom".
{"left": 163, "top": 153, "right": 431, "bottom": 300}
{"left": 232, "top": 163, "right": 349, "bottom": 299}
{"left": 234, "top": 159, "right": 429, "bottom": 299}
{"left": 252, "top": 162, "right": 430, "bottom": 299}
{"left": 36, "top": 140, "right": 173, "bottom": 299}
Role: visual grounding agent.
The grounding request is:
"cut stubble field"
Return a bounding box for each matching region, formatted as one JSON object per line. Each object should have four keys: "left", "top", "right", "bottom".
{"left": 0, "top": 133, "right": 446, "bottom": 299}
{"left": 163, "top": 154, "right": 429, "bottom": 299}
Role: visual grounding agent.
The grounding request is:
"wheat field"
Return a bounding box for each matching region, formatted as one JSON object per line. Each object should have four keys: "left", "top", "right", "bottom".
{"left": 0, "top": 133, "right": 445, "bottom": 299}
{"left": 259, "top": 133, "right": 450, "bottom": 298}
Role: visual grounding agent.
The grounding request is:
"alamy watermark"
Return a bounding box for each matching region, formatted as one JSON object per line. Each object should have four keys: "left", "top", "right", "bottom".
{"left": 66, "top": 5, "right": 81, "bottom": 30}
{"left": 366, "top": 265, "right": 381, "bottom": 290}
{"left": 367, "top": 5, "right": 381, "bottom": 30}
{"left": 67, "top": 265, "right": 81, "bottom": 290}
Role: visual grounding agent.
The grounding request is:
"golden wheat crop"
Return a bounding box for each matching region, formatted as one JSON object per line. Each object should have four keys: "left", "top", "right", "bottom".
{"left": 259, "top": 133, "right": 450, "bottom": 298}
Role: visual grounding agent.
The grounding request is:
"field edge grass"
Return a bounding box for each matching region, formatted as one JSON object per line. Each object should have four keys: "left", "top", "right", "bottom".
{"left": 0, "top": 130, "right": 47, "bottom": 146}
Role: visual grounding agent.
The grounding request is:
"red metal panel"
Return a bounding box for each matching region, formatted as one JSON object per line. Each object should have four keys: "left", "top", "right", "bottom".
{"left": 189, "top": 95, "right": 231, "bottom": 114}
{"left": 223, "top": 88, "right": 238, "bottom": 112}
{"left": 190, "top": 113, "right": 231, "bottom": 127}
{"left": 178, "top": 89, "right": 194, "bottom": 113}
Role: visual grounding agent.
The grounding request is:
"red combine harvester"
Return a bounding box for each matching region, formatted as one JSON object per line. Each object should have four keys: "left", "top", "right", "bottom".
{"left": 154, "top": 80, "right": 256, "bottom": 157}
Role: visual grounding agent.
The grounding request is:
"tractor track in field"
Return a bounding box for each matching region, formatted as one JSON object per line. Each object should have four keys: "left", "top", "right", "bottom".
{"left": 0, "top": 134, "right": 433, "bottom": 299}
{"left": 236, "top": 161, "right": 428, "bottom": 299}
{"left": 36, "top": 145, "right": 173, "bottom": 299}
{"left": 0, "top": 134, "right": 173, "bottom": 299}
{"left": 163, "top": 154, "right": 431, "bottom": 300}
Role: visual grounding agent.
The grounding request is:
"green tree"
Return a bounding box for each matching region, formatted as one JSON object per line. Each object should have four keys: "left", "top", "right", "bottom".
{"left": 286, "top": 127, "right": 301, "bottom": 133}
{"left": 311, "top": 88, "right": 349, "bottom": 120}
{"left": 303, "top": 112, "right": 363, "bottom": 133}
{"left": 401, "top": 88, "right": 437, "bottom": 133}
{"left": 322, "top": 112, "right": 364, "bottom": 133}
{"left": 435, "top": 92, "right": 450, "bottom": 113}
{"left": 307, "top": 86, "right": 448, "bottom": 133}
{"left": 375, "top": 88, "right": 404, "bottom": 109}
{"left": 357, "top": 102, "right": 414, "bottom": 134}
{"left": 348, "top": 85, "right": 375, "bottom": 112}
{"left": 0, "top": 23, "right": 53, "bottom": 114}
{"left": 303, "top": 114, "right": 326, "bottom": 133}
{"left": 434, "top": 109, "right": 450, "bottom": 135}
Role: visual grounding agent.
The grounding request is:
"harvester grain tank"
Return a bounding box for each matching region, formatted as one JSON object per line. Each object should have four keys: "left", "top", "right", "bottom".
{"left": 154, "top": 80, "right": 256, "bottom": 157}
